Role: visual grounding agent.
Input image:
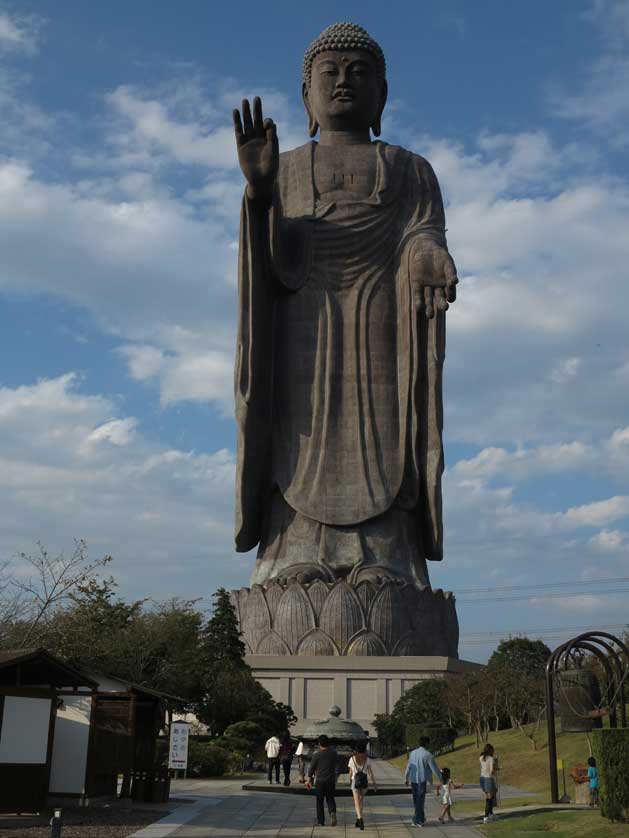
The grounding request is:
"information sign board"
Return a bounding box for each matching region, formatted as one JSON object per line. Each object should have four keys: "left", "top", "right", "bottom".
{"left": 168, "top": 722, "right": 189, "bottom": 770}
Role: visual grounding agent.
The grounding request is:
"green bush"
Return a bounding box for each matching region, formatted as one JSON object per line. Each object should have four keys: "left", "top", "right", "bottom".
{"left": 223, "top": 721, "right": 262, "bottom": 749}
{"left": 215, "top": 735, "right": 250, "bottom": 754}
{"left": 405, "top": 725, "right": 456, "bottom": 756}
{"left": 187, "top": 741, "right": 233, "bottom": 777}
{"left": 592, "top": 728, "right": 629, "bottom": 822}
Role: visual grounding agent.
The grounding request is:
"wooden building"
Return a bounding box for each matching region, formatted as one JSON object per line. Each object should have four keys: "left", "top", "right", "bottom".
{"left": 0, "top": 648, "right": 181, "bottom": 810}
{"left": 0, "top": 648, "right": 97, "bottom": 812}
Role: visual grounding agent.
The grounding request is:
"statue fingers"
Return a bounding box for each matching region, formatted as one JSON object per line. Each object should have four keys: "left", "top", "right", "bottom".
{"left": 435, "top": 287, "right": 449, "bottom": 312}
{"left": 233, "top": 109, "right": 245, "bottom": 146}
{"left": 414, "top": 287, "right": 423, "bottom": 312}
{"left": 424, "top": 285, "right": 435, "bottom": 319}
{"left": 264, "top": 118, "right": 278, "bottom": 150}
{"left": 242, "top": 98, "right": 254, "bottom": 137}
{"left": 444, "top": 256, "right": 459, "bottom": 302}
{"left": 253, "top": 96, "right": 265, "bottom": 138}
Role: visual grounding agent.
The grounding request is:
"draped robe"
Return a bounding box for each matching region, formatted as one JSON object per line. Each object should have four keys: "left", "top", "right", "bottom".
{"left": 234, "top": 141, "right": 448, "bottom": 581}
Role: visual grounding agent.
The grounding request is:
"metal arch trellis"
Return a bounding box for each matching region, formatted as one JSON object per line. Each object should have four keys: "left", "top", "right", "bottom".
{"left": 545, "top": 631, "right": 629, "bottom": 804}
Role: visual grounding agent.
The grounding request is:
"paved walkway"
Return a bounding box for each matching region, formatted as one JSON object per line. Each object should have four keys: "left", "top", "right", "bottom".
{"left": 133, "top": 761, "right": 488, "bottom": 838}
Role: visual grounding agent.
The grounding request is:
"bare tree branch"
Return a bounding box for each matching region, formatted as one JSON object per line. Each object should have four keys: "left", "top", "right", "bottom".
{"left": 9, "top": 540, "right": 112, "bottom": 646}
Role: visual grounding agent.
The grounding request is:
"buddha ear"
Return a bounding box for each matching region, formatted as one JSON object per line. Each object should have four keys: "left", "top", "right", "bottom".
{"left": 371, "top": 79, "right": 388, "bottom": 138}
{"left": 302, "top": 82, "right": 319, "bottom": 138}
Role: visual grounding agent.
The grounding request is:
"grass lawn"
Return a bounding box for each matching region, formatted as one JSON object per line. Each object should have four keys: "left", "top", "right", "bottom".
{"left": 390, "top": 724, "right": 595, "bottom": 798}
{"left": 479, "top": 809, "right": 628, "bottom": 836}
{"left": 453, "top": 796, "right": 546, "bottom": 817}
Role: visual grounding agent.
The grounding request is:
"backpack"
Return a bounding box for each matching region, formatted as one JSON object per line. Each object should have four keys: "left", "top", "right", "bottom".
{"left": 353, "top": 758, "right": 369, "bottom": 789}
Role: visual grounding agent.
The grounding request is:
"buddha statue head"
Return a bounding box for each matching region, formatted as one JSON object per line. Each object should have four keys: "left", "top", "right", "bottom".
{"left": 302, "top": 22, "right": 388, "bottom": 138}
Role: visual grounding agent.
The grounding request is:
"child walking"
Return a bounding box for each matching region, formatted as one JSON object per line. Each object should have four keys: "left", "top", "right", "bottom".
{"left": 587, "top": 756, "right": 599, "bottom": 807}
{"left": 437, "top": 767, "right": 463, "bottom": 823}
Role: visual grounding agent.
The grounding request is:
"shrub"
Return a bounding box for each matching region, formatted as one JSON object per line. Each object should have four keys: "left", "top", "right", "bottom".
{"left": 223, "top": 721, "right": 263, "bottom": 748}
{"left": 187, "top": 741, "right": 233, "bottom": 777}
{"left": 592, "top": 728, "right": 629, "bottom": 821}
{"left": 215, "top": 735, "right": 250, "bottom": 754}
{"left": 405, "top": 725, "right": 456, "bottom": 756}
{"left": 373, "top": 713, "right": 405, "bottom": 757}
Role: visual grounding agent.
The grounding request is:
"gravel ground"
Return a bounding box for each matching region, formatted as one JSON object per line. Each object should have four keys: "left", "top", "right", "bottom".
{"left": 0, "top": 807, "right": 168, "bottom": 838}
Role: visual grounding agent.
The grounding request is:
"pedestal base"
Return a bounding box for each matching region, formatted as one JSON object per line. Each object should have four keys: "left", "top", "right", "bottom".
{"left": 231, "top": 579, "right": 459, "bottom": 657}
{"left": 247, "top": 654, "right": 481, "bottom": 735}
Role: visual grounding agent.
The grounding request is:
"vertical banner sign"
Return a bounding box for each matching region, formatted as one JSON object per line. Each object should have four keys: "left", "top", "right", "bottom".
{"left": 168, "top": 722, "right": 190, "bottom": 770}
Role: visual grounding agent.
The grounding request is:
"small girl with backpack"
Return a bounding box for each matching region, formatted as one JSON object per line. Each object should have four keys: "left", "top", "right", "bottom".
{"left": 348, "top": 741, "right": 376, "bottom": 830}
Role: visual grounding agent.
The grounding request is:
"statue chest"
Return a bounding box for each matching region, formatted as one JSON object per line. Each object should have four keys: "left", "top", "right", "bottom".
{"left": 313, "top": 145, "right": 378, "bottom": 201}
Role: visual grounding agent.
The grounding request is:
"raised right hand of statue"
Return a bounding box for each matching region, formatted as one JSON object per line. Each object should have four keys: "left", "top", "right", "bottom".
{"left": 233, "top": 97, "right": 279, "bottom": 205}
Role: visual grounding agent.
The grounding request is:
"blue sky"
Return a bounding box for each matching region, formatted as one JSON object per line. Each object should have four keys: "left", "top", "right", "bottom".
{"left": 1, "top": 1, "right": 628, "bottom": 661}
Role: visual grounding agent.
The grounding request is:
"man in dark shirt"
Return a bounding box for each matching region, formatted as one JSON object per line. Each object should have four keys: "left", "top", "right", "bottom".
{"left": 306, "top": 735, "right": 338, "bottom": 826}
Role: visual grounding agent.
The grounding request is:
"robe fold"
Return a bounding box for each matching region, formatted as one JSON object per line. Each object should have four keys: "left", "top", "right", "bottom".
{"left": 235, "top": 140, "right": 447, "bottom": 568}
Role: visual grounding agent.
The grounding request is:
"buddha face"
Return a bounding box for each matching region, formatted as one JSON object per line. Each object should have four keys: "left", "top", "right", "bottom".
{"left": 304, "top": 50, "right": 387, "bottom": 134}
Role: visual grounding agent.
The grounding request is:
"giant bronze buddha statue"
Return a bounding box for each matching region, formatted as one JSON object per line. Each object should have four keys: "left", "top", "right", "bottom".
{"left": 230, "top": 23, "right": 459, "bottom": 657}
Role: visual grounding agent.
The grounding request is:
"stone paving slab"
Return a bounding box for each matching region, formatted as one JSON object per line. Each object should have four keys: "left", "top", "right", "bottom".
{"left": 161, "top": 761, "right": 483, "bottom": 838}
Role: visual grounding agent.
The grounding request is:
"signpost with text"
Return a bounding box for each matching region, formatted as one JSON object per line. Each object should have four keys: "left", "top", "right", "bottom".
{"left": 168, "top": 722, "right": 190, "bottom": 777}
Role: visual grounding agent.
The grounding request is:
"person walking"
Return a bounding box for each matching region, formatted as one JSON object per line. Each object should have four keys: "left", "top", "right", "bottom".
{"left": 348, "top": 741, "right": 376, "bottom": 830}
{"left": 295, "top": 738, "right": 307, "bottom": 783}
{"left": 279, "top": 733, "right": 295, "bottom": 786}
{"left": 306, "top": 735, "right": 338, "bottom": 826}
{"left": 437, "top": 767, "right": 463, "bottom": 824}
{"left": 587, "top": 756, "right": 599, "bottom": 807}
{"left": 404, "top": 736, "right": 442, "bottom": 828}
{"left": 265, "top": 733, "right": 281, "bottom": 785}
{"left": 480, "top": 743, "right": 497, "bottom": 823}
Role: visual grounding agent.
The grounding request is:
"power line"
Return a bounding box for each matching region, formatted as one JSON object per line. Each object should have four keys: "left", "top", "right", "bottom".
{"left": 458, "top": 623, "right": 628, "bottom": 646}
{"left": 456, "top": 576, "right": 629, "bottom": 595}
{"left": 461, "top": 623, "right": 628, "bottom": 639}
{"left": 458, "top": 587, "right": 629, "bottom": 604}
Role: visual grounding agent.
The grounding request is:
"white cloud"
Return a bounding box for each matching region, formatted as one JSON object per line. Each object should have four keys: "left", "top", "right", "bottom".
{"left": 451, "top": 437, "right": 599, "bottom": 484}
{"left": 529, "top": 595, "right": 608, "bottom": 612}
{"left": 106, "top": 85, "right": 237, "bottom": 169}
{"left": 0, "top": 374, "right": 250, "bottom": 599}
{"left": 590, "top": 528, "right": 627, "bottom": 551}
{"left": 0, "top": 11, "right": 39, "bottom": 53}
{"left": 103, "top": 82, "right": 304, "bottom": 172}
{"left": 563, "top": 496, "right": 629, "bottom": 527}
{"left": 88, "top": 418, "right": 138, "bottom": 446}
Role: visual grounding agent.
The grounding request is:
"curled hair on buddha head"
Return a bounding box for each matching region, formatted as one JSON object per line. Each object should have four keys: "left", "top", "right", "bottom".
{"left": 302, "top": 22, "right": 387, "bottom": 88}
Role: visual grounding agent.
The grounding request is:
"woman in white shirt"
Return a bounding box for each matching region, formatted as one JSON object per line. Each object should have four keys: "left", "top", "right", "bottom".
{"left": 295, "top": 739, "right": 306, "bottom": 783}
{"left": 479, "top": 743, "right": 497, "bottom": 823}
{"left": 348, "top": 741, "right": 376, "bottom": 830}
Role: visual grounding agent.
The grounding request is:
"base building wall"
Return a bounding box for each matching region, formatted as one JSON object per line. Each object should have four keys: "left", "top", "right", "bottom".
{"left": 247, "top": 655, "right": 482, "bottom": 735}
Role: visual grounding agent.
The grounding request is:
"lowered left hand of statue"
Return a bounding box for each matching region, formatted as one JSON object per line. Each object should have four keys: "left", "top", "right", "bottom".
{"left": 411, "top": 239, "right": 458, "bottom": 319}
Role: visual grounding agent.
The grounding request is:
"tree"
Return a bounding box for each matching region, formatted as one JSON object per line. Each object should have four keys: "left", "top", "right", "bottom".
{"left": 200, "top": 588, "right": 247, "bottom": 669}
{"left": 373, "top": 713, "right": 405, "bottom": 757}
{"left": 0, "top": 540, "right": 112, "bottom": 650}
{"left": 488, "top": 637, "right": 551, "bottom": 679}
{"left": 391, "top": 679, "right": 452, "bottom": 728}
{"left": 487, "top": 637, "right": 550, "bottom": 749}
{"left": 195, "top": 588, "right": 296, "bottom": 737}
{"left": 22, "top": 571, "right": 204, "bottom": 708}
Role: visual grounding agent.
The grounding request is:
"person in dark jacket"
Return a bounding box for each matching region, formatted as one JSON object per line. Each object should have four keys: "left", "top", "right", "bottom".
{"left": 306, "top": 735, "right": 338, "bottom": 826}
{"left": 279, "top": 733, "right": 295, "bottom": 786}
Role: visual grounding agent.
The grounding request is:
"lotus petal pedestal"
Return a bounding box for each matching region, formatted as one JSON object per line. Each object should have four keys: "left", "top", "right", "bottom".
{"left": 230, "top": 578, "right": 478, "bottom": 735}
